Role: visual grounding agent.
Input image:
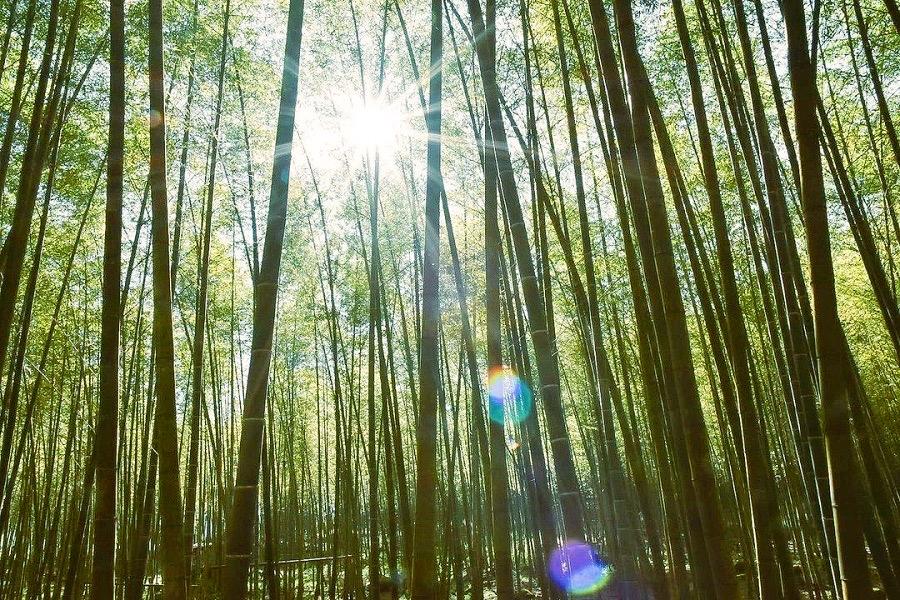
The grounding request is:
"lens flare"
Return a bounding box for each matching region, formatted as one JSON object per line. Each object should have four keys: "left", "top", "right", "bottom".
{"left": 486, "top": 367, "right": 533, "bottom": 425}
{"left": 547, "top": 541, "right": 613, "bottom": 596}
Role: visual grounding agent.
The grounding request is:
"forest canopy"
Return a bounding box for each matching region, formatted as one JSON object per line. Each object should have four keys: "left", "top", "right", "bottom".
{"left": 0, "top": 0, "right": 898, "bottom": 597}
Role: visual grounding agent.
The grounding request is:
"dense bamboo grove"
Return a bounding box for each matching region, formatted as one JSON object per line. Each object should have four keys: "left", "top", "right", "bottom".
{"left": 0, "top": 0, "right": 898, "bottom": 595}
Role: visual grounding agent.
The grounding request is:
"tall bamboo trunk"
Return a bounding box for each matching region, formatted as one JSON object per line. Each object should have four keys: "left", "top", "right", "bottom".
{"left": 222, "top": 0, "right": 304, "bottom": 594}
{"left": 409, "top": 0, "right": 443, "bottom": 593}
{"left": 0, "top": 0, "right": 60, "bottom": 394}
{"left": 90, "top": 0, "right": 123, "bottom": 593}
{"left": 467, "top": 0, "right": 586, "bottom": 557}
{"left": 669, "top": 0, "right": 796, "bottom": 594}
{"left": 148, "top": 0, "right": 187, "bottom": 594}
{"left": 482, "top": 102, "right": 514, "bottom": 600}
{"left": 783, "top": 0, "right": 872, "bottom": 596}
{"left": 184, "top": 0, "right": 231, "bottom": 586}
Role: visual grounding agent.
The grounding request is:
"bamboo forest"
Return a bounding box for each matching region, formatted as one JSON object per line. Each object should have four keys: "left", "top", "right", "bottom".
{"left": 1, "top": 0, "right": 900, "bottom": 594}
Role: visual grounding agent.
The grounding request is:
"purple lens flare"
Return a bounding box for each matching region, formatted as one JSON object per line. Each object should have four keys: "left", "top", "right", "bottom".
{"left": 547, "top": 540, "right": 613, "bottom": 596}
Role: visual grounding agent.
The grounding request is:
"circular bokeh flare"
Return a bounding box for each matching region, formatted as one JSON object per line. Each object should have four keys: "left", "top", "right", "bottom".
{"left": 547, "top": 540, "right": 613, "bottom": 596}
{"left": 486, "top": 367, "right": 533, "bottom": 425}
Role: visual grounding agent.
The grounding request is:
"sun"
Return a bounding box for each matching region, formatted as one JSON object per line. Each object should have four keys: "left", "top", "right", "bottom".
{"left": 340, "top": 95, "right": 407, "bottom": 158}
